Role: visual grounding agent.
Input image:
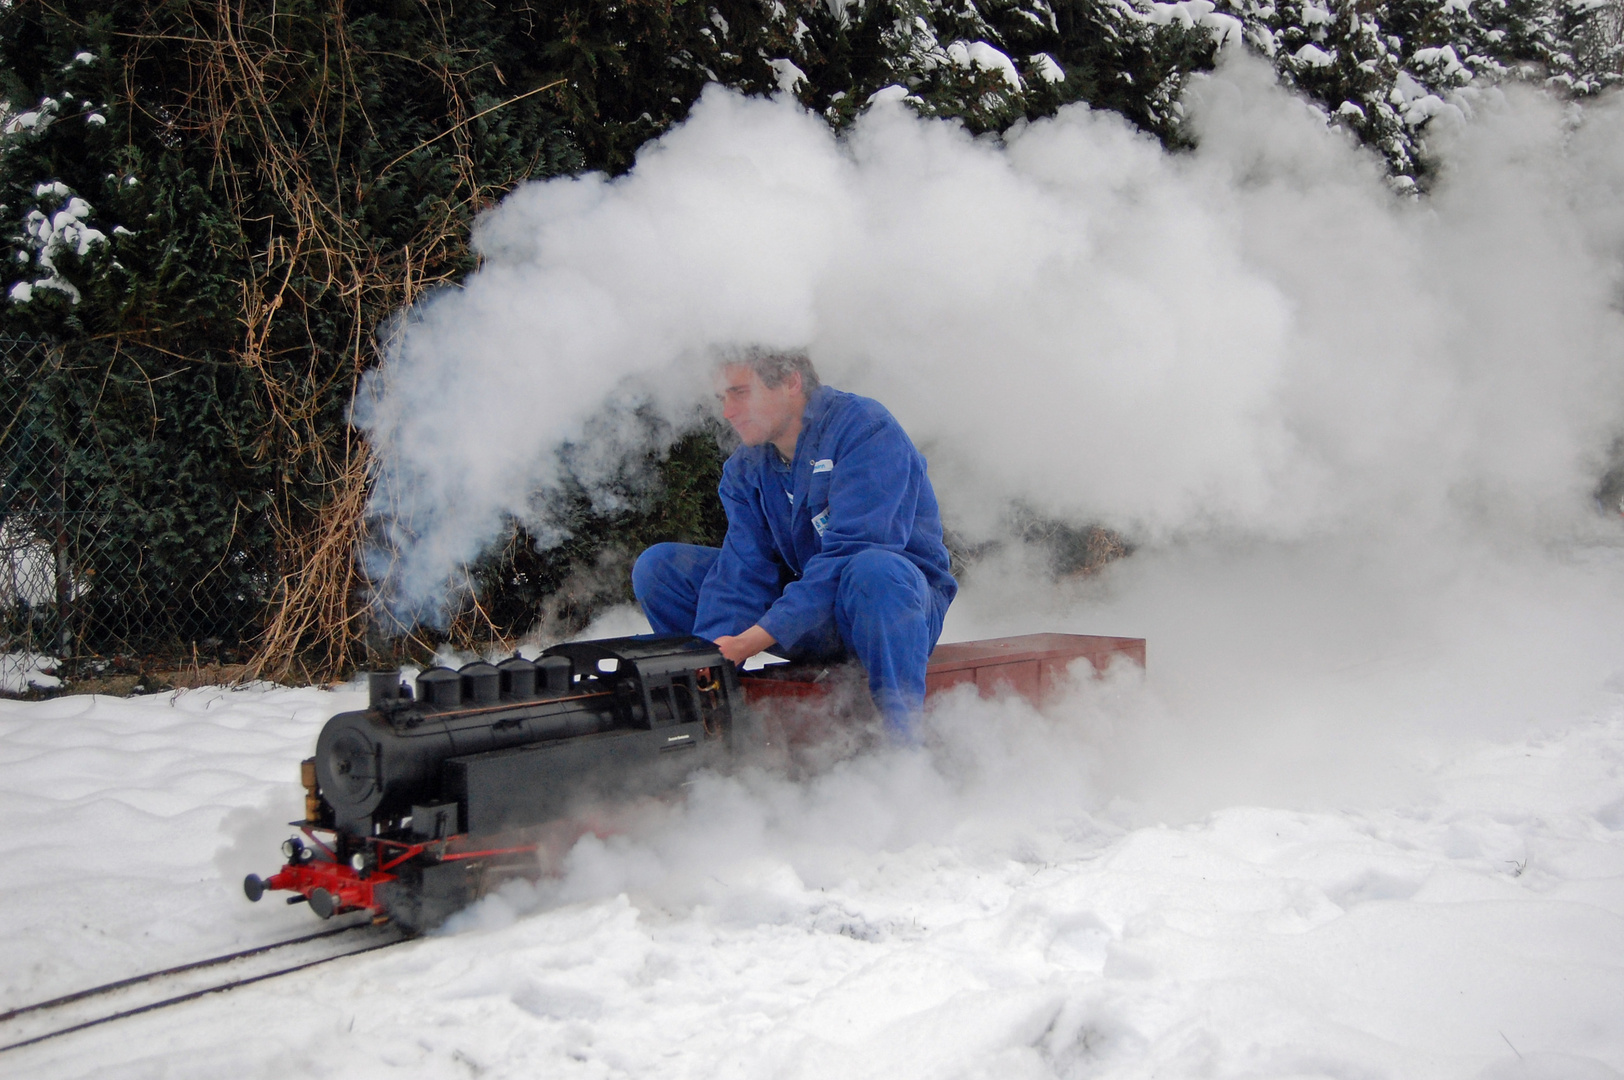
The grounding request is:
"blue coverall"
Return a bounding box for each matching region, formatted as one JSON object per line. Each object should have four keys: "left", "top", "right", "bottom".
{"left": 633, "top": 386, "right": 958, "bottom": 739}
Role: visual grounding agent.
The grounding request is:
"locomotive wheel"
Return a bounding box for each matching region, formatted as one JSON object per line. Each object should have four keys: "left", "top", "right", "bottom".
{"left": 309, "top": 888, "right": 337, "bottom": 919}
{"left": 243, "top": 874, "right": 266, "bottom": 902}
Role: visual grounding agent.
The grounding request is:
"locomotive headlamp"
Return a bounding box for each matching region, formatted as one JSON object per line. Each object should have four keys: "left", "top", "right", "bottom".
{"left": 281, "top": 837, "right": 304, "bottom": 861}
{"left": 350, "top": 852, "right": 367, "bottom": 872}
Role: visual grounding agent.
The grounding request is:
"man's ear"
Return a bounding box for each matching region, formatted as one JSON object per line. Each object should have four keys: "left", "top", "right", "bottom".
{"left": 786, "top": 371, "right": 804, "bottom": 397}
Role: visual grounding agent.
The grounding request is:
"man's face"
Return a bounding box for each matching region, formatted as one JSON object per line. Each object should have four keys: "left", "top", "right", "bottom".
{"left": 717, "top": 364, "right": 805, "bottom": 448}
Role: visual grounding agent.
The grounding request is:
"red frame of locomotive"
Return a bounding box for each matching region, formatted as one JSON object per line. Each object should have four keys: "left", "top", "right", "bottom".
{"left": 265, "top": 831, "right": 541, "bottom": 918}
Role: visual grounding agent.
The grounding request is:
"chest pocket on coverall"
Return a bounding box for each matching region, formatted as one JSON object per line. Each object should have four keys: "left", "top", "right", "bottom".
{"left": 807, "top": 470, "right": 832, "bottom": 544}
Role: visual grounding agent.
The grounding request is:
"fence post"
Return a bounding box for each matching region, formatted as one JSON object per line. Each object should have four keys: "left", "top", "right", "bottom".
{"left": 49, "top": 345, "right": 73, "bottom": 660}
{"left": 55, "top": 449, "right": 71, "bottom": 658}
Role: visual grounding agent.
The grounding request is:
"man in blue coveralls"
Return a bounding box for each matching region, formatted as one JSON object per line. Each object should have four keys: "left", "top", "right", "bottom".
{"left": 632, "top": 349, "right": 957, "bottom": 741}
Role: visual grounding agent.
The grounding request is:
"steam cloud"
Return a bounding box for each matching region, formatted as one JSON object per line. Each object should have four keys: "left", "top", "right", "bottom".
{"left": 355, "top": 55, "right": 1624, "bottom": 900}
{"left": 358, "top": 55, "right": 1624, "bottom": 622}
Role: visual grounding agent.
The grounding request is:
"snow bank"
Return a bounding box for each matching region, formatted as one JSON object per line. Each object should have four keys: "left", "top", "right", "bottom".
{"left": 0, "top": 684, "right": 360, "bottom": 1010}
{"left": 0, "top": 661, "right": 1620, "bottom": 1077}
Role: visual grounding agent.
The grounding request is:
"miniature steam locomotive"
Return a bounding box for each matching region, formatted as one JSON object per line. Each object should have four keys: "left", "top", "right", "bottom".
{"left": 244, "top": 635, "right": 741, "bottom": 933}
{"left": 246, "top": 630, "right": 1145, "bottom": 933}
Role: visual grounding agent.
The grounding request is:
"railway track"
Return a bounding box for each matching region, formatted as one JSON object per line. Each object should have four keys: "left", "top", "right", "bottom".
{"left": 0, "top": 919, "right": 407, "bottom": 1054}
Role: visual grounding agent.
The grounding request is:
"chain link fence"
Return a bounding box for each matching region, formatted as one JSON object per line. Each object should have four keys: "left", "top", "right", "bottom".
{"left": 0, "top": 335, "right": 277, "bottom": 691}
{"left": 1, "top": 335, "right": 76, "bottom": 688}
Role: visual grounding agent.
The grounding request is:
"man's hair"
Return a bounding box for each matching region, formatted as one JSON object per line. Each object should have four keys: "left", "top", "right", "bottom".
{"left": 719, "top": 346, "right": 822, "bottom": 394}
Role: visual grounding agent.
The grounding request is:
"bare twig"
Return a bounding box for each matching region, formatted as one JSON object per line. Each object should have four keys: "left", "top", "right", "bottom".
{"left": 107, "top": 0, "right": 547, "bottom": 681}
{"left": 375, "top": 79, "right": 566, "bottom": 180}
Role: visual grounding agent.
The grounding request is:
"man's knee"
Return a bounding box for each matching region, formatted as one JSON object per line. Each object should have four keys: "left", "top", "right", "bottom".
{"left": 632, "top": 543, "right": 682, "bottom": 604}
{"left": 634, "top": 543, "right": 721, "bottom": 637}
{"left": 634, "top": 542, "right": 714, "bottom": 594}
{"left": 637, "top": 542, "right": 726, "bottom": 604}
{"left": 837, "top": 549, "right": 928, "bottom": 616}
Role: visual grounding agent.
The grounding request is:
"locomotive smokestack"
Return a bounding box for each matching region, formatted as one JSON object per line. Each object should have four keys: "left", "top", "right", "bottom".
{"left": 368, "top": 670, "right": 406, "bottom": 710}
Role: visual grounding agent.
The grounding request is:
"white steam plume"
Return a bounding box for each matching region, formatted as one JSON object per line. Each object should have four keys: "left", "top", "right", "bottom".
{"left": 357, "top": 55, "right": 1624, "bottom": 620}
{"left": 355, "top": 57, "right": 1624, "bottom": 916}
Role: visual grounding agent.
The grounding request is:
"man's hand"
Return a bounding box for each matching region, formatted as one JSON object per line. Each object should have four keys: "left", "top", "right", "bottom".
{"left": 715, "top": 625, "right": 776, "bottom": 665}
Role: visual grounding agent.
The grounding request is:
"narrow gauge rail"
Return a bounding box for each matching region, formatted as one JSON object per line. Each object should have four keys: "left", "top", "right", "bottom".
{"left": 0, "top": 921, "right": 405, "bottom": 1054}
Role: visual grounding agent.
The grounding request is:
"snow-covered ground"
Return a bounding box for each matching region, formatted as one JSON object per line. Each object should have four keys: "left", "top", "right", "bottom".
{"left": 2, "top": 538, "right": 1622, "bottom": 1079}
{"left": 0, "top": 651, "right": 59, "bottom": 694}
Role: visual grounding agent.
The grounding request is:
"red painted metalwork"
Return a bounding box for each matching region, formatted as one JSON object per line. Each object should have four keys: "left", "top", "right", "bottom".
{"left": 737, "top": 632, "right": 1145, "bottom": 711}
{"left": 735, "top": 632, "right": 1145, "bottom": 748}
{"left": 264, "top": 857, "right": 396, "bottom": 918}
{"left": 262, "top": 830, "right": 547, "bottom": 918}
{"left": 923, "top": 633, "right": 1145, "bottom": 705}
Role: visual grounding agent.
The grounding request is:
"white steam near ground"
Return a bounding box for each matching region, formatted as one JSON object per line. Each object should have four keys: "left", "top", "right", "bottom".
{"left": 357, "top": 50, "right": 1624, "bottom": 833}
